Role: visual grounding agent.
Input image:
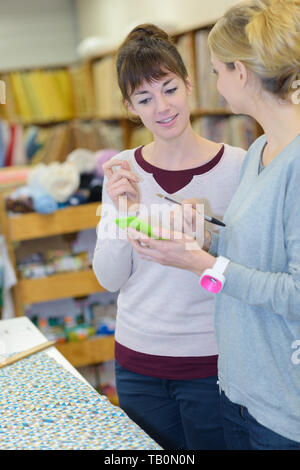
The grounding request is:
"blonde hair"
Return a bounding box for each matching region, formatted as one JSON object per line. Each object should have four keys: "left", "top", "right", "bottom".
{"left": 208, "top": 0, "right": 300, "bottom": 99}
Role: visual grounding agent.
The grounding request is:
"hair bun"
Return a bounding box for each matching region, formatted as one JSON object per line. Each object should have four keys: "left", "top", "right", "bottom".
{"left": 134, "top": 26, "right": 156, "bottom": 36}
{"left": 246, "top": 0, "right": 300, "bottom": 67}
{"left": 254, "top": 0, "right": 298, "bottom": 16}
{"left": 256, "top": 0, "right": 295, "bottom": 10}
{"left": 128, "top": 23, "right": 170, "bottom": 42}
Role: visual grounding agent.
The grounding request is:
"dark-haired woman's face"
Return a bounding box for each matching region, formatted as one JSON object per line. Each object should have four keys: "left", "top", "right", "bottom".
{"left": 127, "top": 72, "right": 192, "bottom": 140}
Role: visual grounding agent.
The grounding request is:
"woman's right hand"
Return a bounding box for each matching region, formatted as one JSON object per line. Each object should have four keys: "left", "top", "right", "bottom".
{"left": 103, "top": 159, "right": 140, "bottom": 211}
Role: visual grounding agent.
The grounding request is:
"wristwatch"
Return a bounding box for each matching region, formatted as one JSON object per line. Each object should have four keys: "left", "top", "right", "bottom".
{"left": 199, "top": 256, "right": 230, "bottom": 293}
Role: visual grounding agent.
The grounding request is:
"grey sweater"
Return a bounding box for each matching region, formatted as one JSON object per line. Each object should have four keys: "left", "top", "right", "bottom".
{"left": 93, "top": 145, "right": 245, "bottom": 358}
{"left": 210, "top": 133, "right": 300, "bottom": 442}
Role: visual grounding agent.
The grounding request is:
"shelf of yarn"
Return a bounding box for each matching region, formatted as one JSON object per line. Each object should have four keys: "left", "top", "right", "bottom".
{"left": 7, "top": 201, "right": 101, "bottom": 241}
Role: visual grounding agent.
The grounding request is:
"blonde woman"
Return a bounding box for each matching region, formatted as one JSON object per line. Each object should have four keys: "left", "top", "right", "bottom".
{"left": 129, "top": 0, "right": 300, "bottom": 450}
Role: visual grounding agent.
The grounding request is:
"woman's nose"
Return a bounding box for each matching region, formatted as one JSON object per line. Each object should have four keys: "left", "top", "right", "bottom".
{"left": 156, "top": 94, "right": 170, "bottom": 113}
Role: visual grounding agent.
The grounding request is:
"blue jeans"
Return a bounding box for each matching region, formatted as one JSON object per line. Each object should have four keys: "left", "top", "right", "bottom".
{"left": 115, "top": 361, "right": 226, "bottom": 450}
{"left": 220, "top": 391, "right": 300, "bottom": 450}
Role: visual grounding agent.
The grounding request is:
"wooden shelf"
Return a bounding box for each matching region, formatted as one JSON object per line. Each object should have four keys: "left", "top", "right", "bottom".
{"left": 7, "top": 109, "right": 233, "bottom": 128}
{"left": 191, "top": 108, "right": 232, "bottom": 117}
{"left": 8, "top": 202, "right": 101, "bottom": 241}
{"left": 56, "top": 335, "right": 115, "bottom": 368}
{"left": 18, "top": 269, "right": 105, "bottom": 304}
{"left": 93, "top": 113, "right": 127, "bottom": 121}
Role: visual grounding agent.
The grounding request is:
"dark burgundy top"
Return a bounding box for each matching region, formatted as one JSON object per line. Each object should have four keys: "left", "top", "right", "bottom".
{"left": 134, "top": 144, "right": 224, "bottom": 193}
{"left": 115, "top": 342, "right": 218, "bottom": 380}
{"left": 115, "top": 145, "right": 224, "bottom": 380}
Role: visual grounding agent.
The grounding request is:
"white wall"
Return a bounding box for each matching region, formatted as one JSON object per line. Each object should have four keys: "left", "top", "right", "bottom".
{"left": 76, "top": 0, "right": 241, "bottom": 44}
{"left": 0, "top": 0, "right": 241, "bottom": 71}
{"left": 0, "top": 0, "right": 78, "bottom": 71}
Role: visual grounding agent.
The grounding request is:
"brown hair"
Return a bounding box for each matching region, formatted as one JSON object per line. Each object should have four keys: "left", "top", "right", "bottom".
{"left": 208, "top": 0, "right": 300, "bottom": 100}
{"left": 116, "top": 24, "right": 188, "bottom": 103}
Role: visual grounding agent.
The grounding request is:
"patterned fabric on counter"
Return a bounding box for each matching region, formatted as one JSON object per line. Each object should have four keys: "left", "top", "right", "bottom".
{"left": 0, "top": 352, "right": 161, "bottom": 450}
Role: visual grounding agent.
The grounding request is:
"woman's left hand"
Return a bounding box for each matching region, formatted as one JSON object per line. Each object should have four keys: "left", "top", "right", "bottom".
{"left": 127, "top": 227, "right": 216, "bottom": 276}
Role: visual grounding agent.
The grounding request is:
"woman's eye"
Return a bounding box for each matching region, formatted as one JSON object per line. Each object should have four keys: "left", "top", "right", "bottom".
{"left": 212, "top": 68, "right": 218, "bottom": 75}
{"left": 166, "top": 87, "right": 177, "bottom": 95}
{"left": 139, "top": 97, "right": 151, "bottom": 105}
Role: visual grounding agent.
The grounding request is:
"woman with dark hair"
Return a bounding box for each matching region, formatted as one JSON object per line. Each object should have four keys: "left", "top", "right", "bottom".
{"left": 93, "top": 23, "right": 246, "bottom": 450}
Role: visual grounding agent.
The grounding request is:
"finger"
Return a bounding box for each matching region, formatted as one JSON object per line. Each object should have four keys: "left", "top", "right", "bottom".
{"left": 128, "top": 237, "right": 158, "bottom": 261}
{"left": 108, "top": 168, "right": 140, "bottom": 185}
{"left": 108, "top": 179, "right": 138, "bottom": 200}
{"left": 168, "top": 229, "right": 194, "bottom": 243}
{"left": 127, "top": 227, "right": 151, "bottom": 241}
{"left": 107, "top": 177, "right": 137, "bottom": 195}
{"left": 103, "top": 159, "right": 123, "bottom": 179}
{"left": 128, "top": 236, "right": 141, "bottom": 249}
{"left": 103, "top": 159, "right": 139, "bottom": 181}
{"left": 152, "top": 224, "right": 172, "bottom": 240}
{"left": 121, "top": 160, "right": 130, "bottom": 170}
{"left": 121, "top": 161, "right": 142, "bottom": 186}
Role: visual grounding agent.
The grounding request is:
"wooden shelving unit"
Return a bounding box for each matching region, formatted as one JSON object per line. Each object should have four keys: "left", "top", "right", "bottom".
{"left": 56, "top": 335, "right": 115, "bottom": 368}
{"left": 0, "top": 199, "right": 115, "bottom": 367}
{"left": 18, "top": 269, "right": 106, "bottom": 304}
{"left": 8, "top": 201, "right": 102, "bottom": 241}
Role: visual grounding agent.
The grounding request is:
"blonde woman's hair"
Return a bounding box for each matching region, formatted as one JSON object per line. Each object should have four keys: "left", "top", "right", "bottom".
{"left": 208, "top": 0, "right": 300, "bottom": 99}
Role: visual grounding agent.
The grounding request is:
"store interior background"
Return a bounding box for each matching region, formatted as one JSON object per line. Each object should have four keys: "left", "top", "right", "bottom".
{"left": 0, "top": 0, "right": 240, "bottom": 70}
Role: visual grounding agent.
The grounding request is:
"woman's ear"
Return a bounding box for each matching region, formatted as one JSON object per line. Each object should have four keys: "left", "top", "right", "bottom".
{"left": 185, "top": 76, "right": 193, "bottom": 96}
{"left": 234, "top": 61, "right": 249, "bottom": 87}
{"left": 125, "top": 99, "right": 138, "bottom": 116}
